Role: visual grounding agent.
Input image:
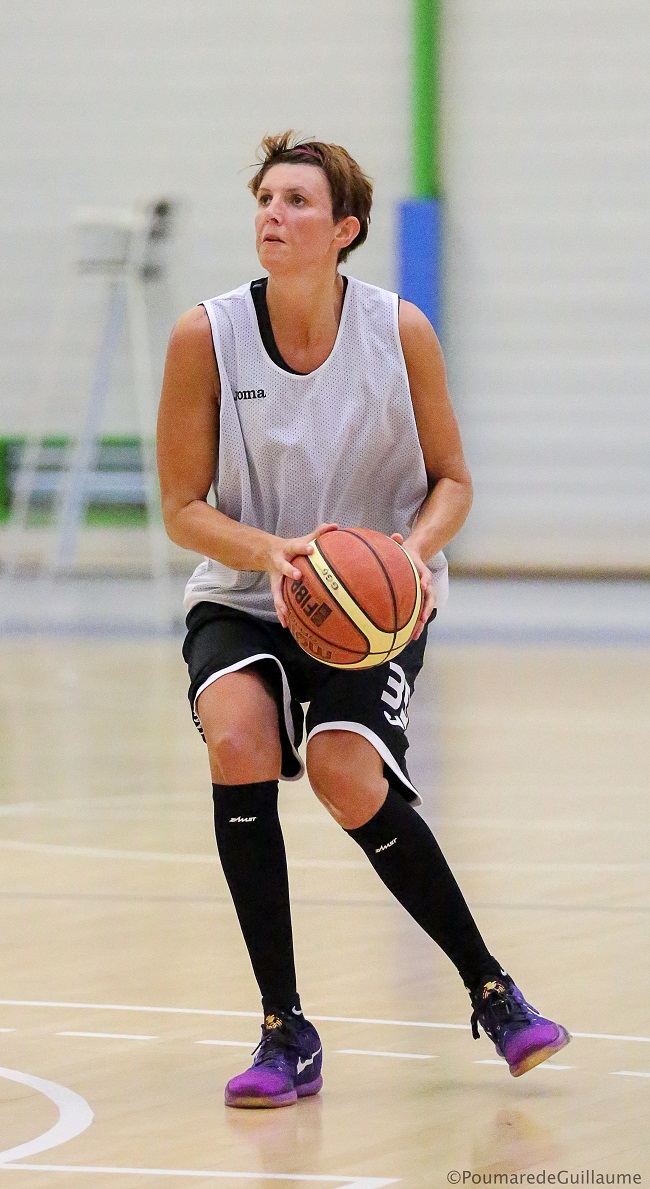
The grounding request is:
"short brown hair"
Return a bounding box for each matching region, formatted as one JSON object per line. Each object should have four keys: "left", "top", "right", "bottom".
{"left": 249, "top": 131, "right": 373, "bottom": 263}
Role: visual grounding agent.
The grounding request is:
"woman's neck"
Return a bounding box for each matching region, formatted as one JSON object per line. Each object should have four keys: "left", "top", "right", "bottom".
{"left": 265, "top": 270, "right": 345, "bottom": 372}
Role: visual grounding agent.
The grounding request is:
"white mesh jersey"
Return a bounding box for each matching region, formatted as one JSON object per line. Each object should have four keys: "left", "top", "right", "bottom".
{"left": 183, "top": 275, "right": 449, "bottom": 621}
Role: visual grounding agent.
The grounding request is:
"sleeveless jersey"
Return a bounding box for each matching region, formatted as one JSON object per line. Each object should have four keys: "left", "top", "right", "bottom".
{"left": 183, "top": 276, "right": 449, "bottom": 621}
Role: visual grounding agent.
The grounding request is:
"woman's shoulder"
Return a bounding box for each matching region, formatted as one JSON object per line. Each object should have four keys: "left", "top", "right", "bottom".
{"left": 165, "top": 306, "right": 218, "bottom": 388}
{"left": 170, "top": 278, "right": 256, "bottom": 349}
{"left": 168, "top": 304, "right": 213, "bottom": 349}
{"left": 397, "top": 299, "right": 442, "bottom": 353}
{"left": 344, "top": 274, "right": 395, "bottom": 301}
{"left": 202, "top": 279, "right": 256, "bottom": 310}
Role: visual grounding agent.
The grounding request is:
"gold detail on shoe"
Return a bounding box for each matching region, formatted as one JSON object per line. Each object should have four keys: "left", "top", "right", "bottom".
{"left": 482, "top": 980, "right": 506, "bottom": 998}
{"left": 264, "top": 1014, "right": 284, "bottom": 1030}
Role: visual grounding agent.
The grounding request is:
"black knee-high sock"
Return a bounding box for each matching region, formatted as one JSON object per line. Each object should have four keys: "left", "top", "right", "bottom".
{"left": 212, "top": 781, "right": 301, "bottom": 1017}
{"left": 346, "top": 786, "right": 502, "bottom": 990}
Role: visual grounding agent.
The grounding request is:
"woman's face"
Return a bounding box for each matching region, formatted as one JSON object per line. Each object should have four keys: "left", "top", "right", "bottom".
{"left": 254, "top": 162, "right": 344, "bottom": 274}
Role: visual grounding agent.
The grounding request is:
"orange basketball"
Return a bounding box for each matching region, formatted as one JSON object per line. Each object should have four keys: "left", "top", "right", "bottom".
{"left": 283, "top": 527, "right": 422, "bottom": 669}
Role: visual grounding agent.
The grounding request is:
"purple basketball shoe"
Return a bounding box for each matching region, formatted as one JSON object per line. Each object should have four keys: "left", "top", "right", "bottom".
{"left": 225, "top": 1011, "right": 323, "bottom": 1108}
{"left": 470, "top": 975, "right": 571, "bottom": 1077}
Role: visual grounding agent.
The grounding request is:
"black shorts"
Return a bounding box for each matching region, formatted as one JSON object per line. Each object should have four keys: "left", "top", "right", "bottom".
{"left": 182, "top": 602, "right": 434, "bottom": 805}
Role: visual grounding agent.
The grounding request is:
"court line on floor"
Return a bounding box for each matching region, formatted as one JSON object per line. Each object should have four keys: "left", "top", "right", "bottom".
{"left": 1, "top": 890, "right": 647, "bottom": 914}
{"left": 336, "top": 1049, "right": 436, "bottom": 1060}
{"left": 0, "top": 840, "right": 364, "bottom": 869}
{"left": 0, "top": 1066, "right": 93, "bottom": 1165}
{"left": 0, "top": 1167, "right": 398, "bottom": 1186}
{"left": 10, "top": 1027, "right": 646, "bottom": 1076}
{"left": 0, "top": 839, "right": 647, "bottom": 874}
{"left": 0, "top": 891, "right": 647, "bottom": 915}
{"left": 0, "top": 840, "right": 218, "bottom": 864}
{"left": 1, "top": 999, "right": 649, "bottom": 1045}
{"left": 435, "top": 816, "right": 649, "bottom": 834}
{"left": 0, "top": 801, "right": 332, "bottom": 826}
{"left": 57, "top": 1031, "right": 157, "bottom": 1040}
{"left": 2, "top": 799, "right": 646, "bottom": 835}
{"left": 474, "top": 1060, "right": 574, "bottom": 1072}
{"left": 196, "top": 1039, "right": 255, "bottom": 1047}
{"left": 611, "top": 1071, "right": 650, "bottom": 1079}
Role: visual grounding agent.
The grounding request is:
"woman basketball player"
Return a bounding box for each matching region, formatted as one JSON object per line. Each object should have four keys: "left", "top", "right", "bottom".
{"left": 156, "top": 132, "right": 570, "bottom": 1109}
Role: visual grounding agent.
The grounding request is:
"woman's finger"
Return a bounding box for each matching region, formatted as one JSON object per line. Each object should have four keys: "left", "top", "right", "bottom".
{"left": 279, "top": 556, "right": 302, "bottom": 580}
{"left": 288, "top": 541, "right": 314, "bottom": 558}
{"left": 312, "top": 522, "right": 338, "bottom": 538}
{"left": 270, "top": 573, "right": 289, "bottom": 628}
{"left": 285, "top": 524, "right": 336, "bottom": 560}
{"left": 411, "top": 591, "right": 434, "bottom": 640}
{"left": 421, "top": 585, "right": 436, "bottom": 623}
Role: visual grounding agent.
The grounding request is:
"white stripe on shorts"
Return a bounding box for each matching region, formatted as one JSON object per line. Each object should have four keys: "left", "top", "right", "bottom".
{"left": 194, "top": 653, "right": 305, "bottom": 782}
{"left": 306, "top": 720, "right": 421, "bottom": 806}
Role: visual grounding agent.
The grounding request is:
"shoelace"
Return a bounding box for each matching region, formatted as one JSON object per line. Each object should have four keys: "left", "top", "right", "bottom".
{"left": 251, "top": 1024, "right": 299, "bottom": 1069}
{"left": 470, "top": 987, "right": 531, "bottom": 1041}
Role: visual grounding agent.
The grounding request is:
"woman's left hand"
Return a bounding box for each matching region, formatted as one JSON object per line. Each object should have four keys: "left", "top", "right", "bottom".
{"left": 391, "top": 533, "right": 436, "bottom": 642}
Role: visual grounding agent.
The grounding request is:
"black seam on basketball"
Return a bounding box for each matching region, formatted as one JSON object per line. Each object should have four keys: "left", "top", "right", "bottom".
{"left": 315, "top": 533, "right": 397, "bottom": 635}
{"left": 285, "top": 608, "right": 369, "bottom": 659}
{"left": 340, "top": 529, "right": 402, "bottom": 650}
{"left": 286, "top": 565, "right": 370, "bottom": 657}
{"left": 285, "top": 604, "right": 393, "bottom": 661}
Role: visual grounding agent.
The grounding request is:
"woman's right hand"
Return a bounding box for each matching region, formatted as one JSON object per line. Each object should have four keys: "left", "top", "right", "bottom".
{"left": 266, "top": 523, "right": 338, "bottom": 627}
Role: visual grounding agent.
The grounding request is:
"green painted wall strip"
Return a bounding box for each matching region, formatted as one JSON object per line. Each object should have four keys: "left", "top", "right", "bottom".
{"left": 412, "top": 0, "right": 441, "bottom": 198}
{"left": 0, "top": 436, "right": 149, "bottom": 524}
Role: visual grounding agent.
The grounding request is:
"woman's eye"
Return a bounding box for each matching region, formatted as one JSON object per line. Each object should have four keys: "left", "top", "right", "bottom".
{"left": 292, "top": 195, "right": 305, "bottom": 205}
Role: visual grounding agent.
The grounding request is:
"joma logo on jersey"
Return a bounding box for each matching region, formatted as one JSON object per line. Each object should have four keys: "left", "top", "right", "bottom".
{"left": 234, "top": 388, "right": 266, "bottom": 400}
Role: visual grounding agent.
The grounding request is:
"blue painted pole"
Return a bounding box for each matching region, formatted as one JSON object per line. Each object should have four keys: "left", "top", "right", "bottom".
{"left": 397, "top": 197, "right": 442, "bottom": 333}
{"left": 397, "top": 0, "right": 442, "bottom": 334}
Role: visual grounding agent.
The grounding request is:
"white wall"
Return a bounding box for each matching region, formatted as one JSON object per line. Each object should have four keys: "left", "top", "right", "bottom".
{"left": 3, "top": 1, "right": 648, "bottom": 571}
{"left": 442, "top": 0, "right": 650, "bottom": 569}
{"left": 1, "top": 0, "right": 409, "bottom": 435}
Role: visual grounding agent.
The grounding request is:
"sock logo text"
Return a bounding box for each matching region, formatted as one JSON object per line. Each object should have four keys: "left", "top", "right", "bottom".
{"left": 375, "top": 837, "right": 398, "bottom": 854}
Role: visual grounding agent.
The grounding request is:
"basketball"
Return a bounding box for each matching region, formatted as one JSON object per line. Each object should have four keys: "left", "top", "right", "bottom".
{"left": 283, "top": 527, "right": 422, "bottom": 669}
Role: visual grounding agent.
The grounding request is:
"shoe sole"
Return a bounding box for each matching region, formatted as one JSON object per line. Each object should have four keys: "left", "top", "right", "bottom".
{"left": 509, "top": 1027, "right": 571, "bottom": 1077}
{"left": 225, "top": 1074, "right": 323, "bottom": 1109}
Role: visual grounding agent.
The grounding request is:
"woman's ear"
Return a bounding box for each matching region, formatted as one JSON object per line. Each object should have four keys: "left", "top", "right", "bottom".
{"left": 334, "top": 215, "right": 361, "bottom": 252}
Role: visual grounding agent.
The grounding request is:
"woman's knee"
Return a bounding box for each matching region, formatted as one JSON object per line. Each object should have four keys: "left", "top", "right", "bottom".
{"left": 206, "top": 722, "right": 279, "bottom": 784}
{"left": 306, "top": 731, "right": 387, "bottom": 828}
{"left": 197, "top": 671, "right": 282, "bottom": 784}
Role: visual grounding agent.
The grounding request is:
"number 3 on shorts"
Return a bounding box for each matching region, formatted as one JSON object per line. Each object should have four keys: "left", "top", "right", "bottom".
{"left": 381, "top": 662, "right": 411, "bottom": 730}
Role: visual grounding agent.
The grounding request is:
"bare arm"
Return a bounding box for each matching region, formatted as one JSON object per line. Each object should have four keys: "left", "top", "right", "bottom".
{"left": 157, "top": 304, "right": 270, "bottom": 567}
{"left": 397, "top": 300, "right": 473, "bottom": 634}
{"left": 156, "top": 306, "right": 335, "bottom": 623}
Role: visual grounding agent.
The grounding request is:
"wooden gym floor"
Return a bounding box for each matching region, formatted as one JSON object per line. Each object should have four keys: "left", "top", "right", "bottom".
{"left": 0, "top": 633, "right": 648, "bottom": 1186}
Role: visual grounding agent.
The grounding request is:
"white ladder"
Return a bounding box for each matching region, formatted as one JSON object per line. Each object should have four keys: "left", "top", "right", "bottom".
{"left": 2, "top": 201, "right": 176, "bottom": 629}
